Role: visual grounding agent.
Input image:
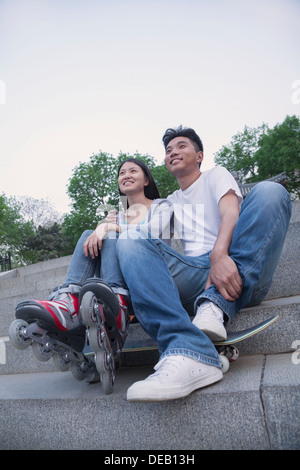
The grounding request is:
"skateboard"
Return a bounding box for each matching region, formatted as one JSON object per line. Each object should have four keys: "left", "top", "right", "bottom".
{"left": 119, "top": 314, "right": 279, "bottom": 373}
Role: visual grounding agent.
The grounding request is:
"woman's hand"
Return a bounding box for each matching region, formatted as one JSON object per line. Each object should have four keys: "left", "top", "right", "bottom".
{"left": 83, "top": 225, "right": 108, "bottom": 259}
{"left": 105, "top": 210, "right": 118, "bottom": 224}
{"left": 83, "top": 222, "right": 120, "bottom": 259}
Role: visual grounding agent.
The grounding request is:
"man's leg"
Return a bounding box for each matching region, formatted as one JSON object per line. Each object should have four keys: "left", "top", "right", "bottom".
{"left": 196, "top": 182, "right": 292, "bottom": 323}
{"left": 116, "top": 231, "right": 222, "bottom": 401}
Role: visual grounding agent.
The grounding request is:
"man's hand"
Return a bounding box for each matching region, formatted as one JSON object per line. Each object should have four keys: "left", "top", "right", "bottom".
{"left": 205, "top": 190, "right": 242, "bottom": 301}
{"left": 205, "top": 251, "right": 243, "bottom": 302}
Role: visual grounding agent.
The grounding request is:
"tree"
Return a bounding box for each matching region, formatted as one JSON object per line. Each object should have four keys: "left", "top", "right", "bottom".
{"left": 213, "top": 115, "right": 300, "bottom": 199}
{"left": 152, "top": 163, "right": 179, "bottom": 198}
{"left": 214, "top": 124, "right": 269, "bottom": 183}
{"left": 255, "top": 115, "right": 300, "bottom": 199}
{"left": 23, "top": 223, "right": 73, "bottom": 264}
{"left": 0, "top": 193, "right": 35, "bottom": 266}
{"left": 16, "top": 196, "right": 63, "bottom": 229}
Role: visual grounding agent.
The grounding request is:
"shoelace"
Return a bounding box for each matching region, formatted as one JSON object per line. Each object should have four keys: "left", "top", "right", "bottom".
{"left": 153, "top": 356, "right": 185, "bottom": 377}
{"left": 200, "top": 301, "right": 222, "bottom": 319}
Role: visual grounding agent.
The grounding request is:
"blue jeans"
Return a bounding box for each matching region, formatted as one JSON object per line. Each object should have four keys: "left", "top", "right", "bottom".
{"left": 64, "top": 182, "right": 291, "bottom": 369}
{"left": 64, "top": 230, "right": 129, "bottom": 297}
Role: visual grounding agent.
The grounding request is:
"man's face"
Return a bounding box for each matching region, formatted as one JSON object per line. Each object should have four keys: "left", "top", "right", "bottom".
{"left": 164, "top": 136, "right": 203, "bottom": 177}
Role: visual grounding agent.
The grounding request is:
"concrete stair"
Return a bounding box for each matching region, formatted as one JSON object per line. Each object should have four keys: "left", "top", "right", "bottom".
{"left": 0, "top": 201, "right": 299, "bottom": 450}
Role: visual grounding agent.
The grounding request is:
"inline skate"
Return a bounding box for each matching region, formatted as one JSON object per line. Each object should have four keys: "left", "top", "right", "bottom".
{"left": 8, "top": 284, "right": 99, "bottom": 382}
{"left": 79, "top": 278, "right": 130, "bottom": 394}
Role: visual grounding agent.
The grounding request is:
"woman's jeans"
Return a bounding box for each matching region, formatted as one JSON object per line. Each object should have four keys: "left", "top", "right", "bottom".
{"left": 64, "top": 230, "right": 129, "bottom": 296}
{"left": 64, "top": 182, "right": 292, "bottom": 369}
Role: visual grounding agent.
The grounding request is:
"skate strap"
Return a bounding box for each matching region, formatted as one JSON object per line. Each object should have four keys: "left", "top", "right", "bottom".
{"left": 48, "top": 284, "right": 81, "bottom": 301}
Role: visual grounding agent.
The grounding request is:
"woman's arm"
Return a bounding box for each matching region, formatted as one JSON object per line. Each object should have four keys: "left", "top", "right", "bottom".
{"left": 83, "top": 222, "right": 120, "bottom": 259}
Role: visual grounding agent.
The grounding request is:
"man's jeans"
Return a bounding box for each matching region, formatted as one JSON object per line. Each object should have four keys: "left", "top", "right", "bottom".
{"left": 64, "top": 182, "right": 291, "bottom": 369}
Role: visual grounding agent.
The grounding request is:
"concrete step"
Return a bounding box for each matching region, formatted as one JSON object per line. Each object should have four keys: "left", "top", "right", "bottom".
{"left": 0, "top": 352, "right": 299, "bottom": 450}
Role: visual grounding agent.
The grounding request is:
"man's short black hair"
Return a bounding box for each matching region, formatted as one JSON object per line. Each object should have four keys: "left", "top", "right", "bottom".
{"left": 162, "top": 125, "right": 204, "bottom": 153}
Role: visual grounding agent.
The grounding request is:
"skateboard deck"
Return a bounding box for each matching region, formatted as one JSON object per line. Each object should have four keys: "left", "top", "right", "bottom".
{"left": 83, "top": 314, "right": 279, "bottom": 373}
{"left": 121, "top": 314, "right": 279, "bottom": 352}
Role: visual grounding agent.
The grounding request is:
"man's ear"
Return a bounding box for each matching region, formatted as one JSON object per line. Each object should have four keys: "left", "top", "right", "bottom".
{"left": 196, "top": 151, "right": 204, "bottom": 166}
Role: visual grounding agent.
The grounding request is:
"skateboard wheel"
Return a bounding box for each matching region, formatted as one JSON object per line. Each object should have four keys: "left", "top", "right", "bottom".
{"left": 219, "top": 354, "right": 230, "bottom": 373}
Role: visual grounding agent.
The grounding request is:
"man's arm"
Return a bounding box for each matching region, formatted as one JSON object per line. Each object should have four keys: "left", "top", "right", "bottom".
{"left": 205, "top": 190, "right": 243, "bottom": 301}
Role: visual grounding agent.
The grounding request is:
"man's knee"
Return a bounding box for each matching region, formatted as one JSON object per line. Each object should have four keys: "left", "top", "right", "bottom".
{"left": 251, "top": 181, "right": 290, "bottom": 204}
{"left": 245, "top": 182, "right": 291, "bottom": 218}
{"left": 116, "top": 231, "right": 152, "bottom": 260}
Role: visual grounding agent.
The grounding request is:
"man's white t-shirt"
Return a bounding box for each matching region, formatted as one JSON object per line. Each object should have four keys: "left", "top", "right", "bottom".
{"left": 167, "top": 166, "right": 243, "bottom": 257}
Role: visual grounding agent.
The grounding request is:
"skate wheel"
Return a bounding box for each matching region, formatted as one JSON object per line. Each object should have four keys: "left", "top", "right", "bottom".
{"left": 80, "top": 291, "right": 98, "bottom": 327}
{"left": 95, "top": 350, "right": 106, "bottom": 374}
{"left": 101, "top": 370, "right": 113, "bottom": 394}
{"left": 32, "top": 341, "right": 52, "bottom": 362}
{"left": 219, "top": 354, "right": 230, "bottom": 373}
{"left": 53, "top": 352, "right": 71, "bottom": 372}
{"left": 8, "top": 319, "right": 32, "bottom": 350}
{"left": 88, "top": 327, "right": 101, "bottom": 351}
{"left": 71, "top": 361, "right": 88, "bottom": 381}
{"left": 85, "top": 364, "right": 100, "bottom": 384}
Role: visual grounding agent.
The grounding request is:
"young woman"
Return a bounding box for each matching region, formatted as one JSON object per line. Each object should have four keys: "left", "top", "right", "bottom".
{"left": 83, "top": 158, "right": 171, "bottom": 258}
{"left": 11, "top": 159, "right": 173, "bottom": 368}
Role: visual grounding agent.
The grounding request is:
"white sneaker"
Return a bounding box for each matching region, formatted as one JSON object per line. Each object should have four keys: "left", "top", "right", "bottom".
{"left": 126, "top": 355, "right": 223, "bottom": 402}
{"left": 193, "top": 301, "right": 227, "bottom": 341}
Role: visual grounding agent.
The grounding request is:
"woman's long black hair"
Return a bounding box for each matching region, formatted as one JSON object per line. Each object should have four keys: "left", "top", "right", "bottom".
{"left": 117, "top": 158, "right": 160, "bottom": 202}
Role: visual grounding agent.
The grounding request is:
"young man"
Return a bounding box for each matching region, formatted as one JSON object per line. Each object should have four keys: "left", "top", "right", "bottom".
{"left": 116, "top": 126, "right": 292, "bottom": 402}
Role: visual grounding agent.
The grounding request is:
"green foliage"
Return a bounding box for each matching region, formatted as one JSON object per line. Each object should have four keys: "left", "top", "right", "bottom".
{"left": 255, "top": 115, "right": 300, "bottom": 198}
{"left": 0, "top": 194, "right": 73, "bottom": 268}
{"left": 152, "top": 164, "right": 179, "bottom": 198}
{"left": 214, "top": 115, "right": 300, "bottom": 199}
{"left": 23, "top": 223, "right": 74, "bottom": 264}
{"left": 214, "top": 124, "right": 269, "bottom": 182}
{"left": 0, "top": 193, "right": 35, "bottom": 266}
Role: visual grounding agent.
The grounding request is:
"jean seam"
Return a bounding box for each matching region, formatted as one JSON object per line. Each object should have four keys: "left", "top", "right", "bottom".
{"left": 79, "top": 257, "right": 97, "bottom": 284}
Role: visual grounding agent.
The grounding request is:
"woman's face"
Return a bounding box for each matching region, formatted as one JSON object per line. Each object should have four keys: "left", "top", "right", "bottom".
{"left": 118, "top": 162, "right": 149, "bottom": 195}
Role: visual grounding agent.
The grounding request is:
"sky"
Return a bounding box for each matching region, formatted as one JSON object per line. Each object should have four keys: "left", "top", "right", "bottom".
{"left": 0, "top": 0, "right": 299, "bottom": 215}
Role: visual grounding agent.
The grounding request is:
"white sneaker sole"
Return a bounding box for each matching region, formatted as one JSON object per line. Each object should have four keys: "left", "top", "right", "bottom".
{"left": 193, "top": 319, "right": 227, "bottom": 342}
